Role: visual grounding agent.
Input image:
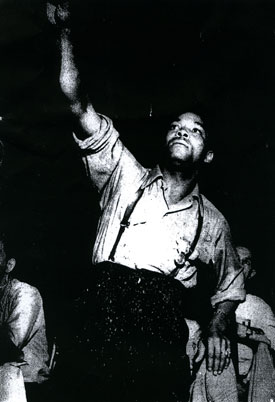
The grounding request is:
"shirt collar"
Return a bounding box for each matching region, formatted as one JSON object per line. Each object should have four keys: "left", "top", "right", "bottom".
{"left": 141, "top": 165, "right": 203, "bottom": 211}
{"left": 140, "top": 165, "right": 163, "bottom": 189}
{"left": 165, "top": 183, "right": 201, "bottom": 212}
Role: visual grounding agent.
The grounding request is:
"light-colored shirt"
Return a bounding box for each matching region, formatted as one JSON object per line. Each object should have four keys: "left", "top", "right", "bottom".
{"left": 74, "top": 114, "right": 245, "bottom": 306}
{"left": 236, "top": 293, "right": 275, "bottom": 377}
{"left": 113, "top": 170, "right": 200, "bottom": 274}
{"left": 0, "top": 363, "right": 27, "bottom": 402}
{"left": 236, "top": 294, "right": 275, "bottom": 350}
{"left": 0, "top": 278, "right": 49, "bottom": 383}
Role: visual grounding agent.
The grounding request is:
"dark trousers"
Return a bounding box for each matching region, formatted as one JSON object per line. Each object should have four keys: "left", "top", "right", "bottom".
{"left": 54, "top": 263, "right": 193, "bottom": 402}
{"left": 24, "top": 382, "right": 51, "bottom": 402}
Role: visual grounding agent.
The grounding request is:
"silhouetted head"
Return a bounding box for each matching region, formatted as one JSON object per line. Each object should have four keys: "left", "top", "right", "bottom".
{"left": 236, "top": 246, "right": 255, "bottom": 281}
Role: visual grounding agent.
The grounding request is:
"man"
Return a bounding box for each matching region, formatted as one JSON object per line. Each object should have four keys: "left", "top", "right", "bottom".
{"left": 0, "top": 235, "right": 49, "bottom": 401}
{"left": 235, "top": 247, "right": 275, "bottom": 402}
{"left": 188, "top": 246, "right": 275, "bottom": 402}
{"left": 48, "top": 3, "right": 245, "bottom": 401}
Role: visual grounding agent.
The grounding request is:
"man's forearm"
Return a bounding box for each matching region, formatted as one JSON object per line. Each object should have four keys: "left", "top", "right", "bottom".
{"left": 209, "top": 300, "right": 238, "bottom": 334}
{"left": 59, "top": 27, "right": 101, "bottom": 135}
{"left": 59, "top": 28, "right": 80, "bottom": 107}
{"left": 51, "top": 2, "right": 101, "bottom": 136}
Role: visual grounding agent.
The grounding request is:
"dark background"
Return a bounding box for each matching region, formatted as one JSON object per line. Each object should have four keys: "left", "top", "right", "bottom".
{"left": 0, "top": 0, "right": 274, "bottom": 334}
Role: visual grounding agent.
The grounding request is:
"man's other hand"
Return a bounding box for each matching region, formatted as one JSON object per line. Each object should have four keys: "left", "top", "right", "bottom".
{"left": 207, "top": 312, "right": 231, "bottom": 375}
{"left": 186, "top": 338, "right": 205, "bottom": 374}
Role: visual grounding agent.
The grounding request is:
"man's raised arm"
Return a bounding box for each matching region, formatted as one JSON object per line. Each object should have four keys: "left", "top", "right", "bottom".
{"left": 47, "top": 2, "right": 101, "bottom": 137}
{"left": 47, "top": 2, "right": 140, "bottom": 192}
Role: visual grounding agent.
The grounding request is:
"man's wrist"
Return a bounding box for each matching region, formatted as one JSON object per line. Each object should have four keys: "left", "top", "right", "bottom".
{"left": 208, "top": 309, "right": 232, "bottom": 335}
{"left": 213, "top": 308, "right": 230, "bottom": 322}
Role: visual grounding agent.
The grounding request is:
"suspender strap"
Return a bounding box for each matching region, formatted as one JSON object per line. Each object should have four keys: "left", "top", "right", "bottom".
{"left": 109, "top": 187, "right": 144, "bottom": 261}
{"left": 188, "top": 195, "right": 204, "bottom": 257}
{"left": 109, "top": 191, "right": 204, "bottom": 271}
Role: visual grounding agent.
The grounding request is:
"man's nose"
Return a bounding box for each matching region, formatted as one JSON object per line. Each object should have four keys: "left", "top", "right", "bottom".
{"left": 176, "top": 128, "right": 189, "bottom": 138}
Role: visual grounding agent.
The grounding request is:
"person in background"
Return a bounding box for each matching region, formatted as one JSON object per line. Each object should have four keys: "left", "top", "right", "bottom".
{"left": 188, "top": 246, "right": 275, "bottom": 402}
{"left": 235, "top": 246, "right": 275, "bottom": 402}
{"left": 0, "top": 234, "right": 49, "bottom": 401}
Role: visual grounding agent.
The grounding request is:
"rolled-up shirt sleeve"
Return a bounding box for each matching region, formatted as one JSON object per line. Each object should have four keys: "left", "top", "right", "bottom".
{"left": 6, "top": 285, "right": 44, "bottom": 349}
{"left": 73, "top": 114, "right": 126, "bottom": 192}
{"left": 211, "top": 220, "right": 246, "bottom": 307}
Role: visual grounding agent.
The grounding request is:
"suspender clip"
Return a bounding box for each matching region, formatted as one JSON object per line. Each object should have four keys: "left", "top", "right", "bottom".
{"left": 120, "top": 221, "right": 130, "bottom": 228}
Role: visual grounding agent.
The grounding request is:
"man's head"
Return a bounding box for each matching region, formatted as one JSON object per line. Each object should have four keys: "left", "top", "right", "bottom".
{"left": 164, "top": 112, "right": 214, "bottom": 169}
{"left": 0, "top": 238, "right": 16, "bottom": 278}
{"left": 236, "top": 246, "right": 255, "bottom": 281}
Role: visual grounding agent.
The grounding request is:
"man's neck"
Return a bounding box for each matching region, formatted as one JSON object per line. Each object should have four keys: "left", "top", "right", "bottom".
{"left": 161, "top": 167, "right": 198, "bottom": 205}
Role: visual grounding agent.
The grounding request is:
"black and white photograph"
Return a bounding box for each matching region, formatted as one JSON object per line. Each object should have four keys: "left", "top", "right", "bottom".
{"left": 0, "top": 0, "right": 274, "bottom": 401}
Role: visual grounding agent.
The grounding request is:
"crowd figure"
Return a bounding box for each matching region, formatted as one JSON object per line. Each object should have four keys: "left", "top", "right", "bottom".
{"left": 0, "top": 236, "right": 49, "bottom": 402}
{"left": 0, "top": 2, "right": 274, "bottom": 402}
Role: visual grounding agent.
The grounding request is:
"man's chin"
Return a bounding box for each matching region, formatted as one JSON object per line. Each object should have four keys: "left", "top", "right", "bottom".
{"left": 161, "top": 150, "right": 195, "bottom": 171}
{"left": 167, "top": 156, "right": 193, "bottom": 170}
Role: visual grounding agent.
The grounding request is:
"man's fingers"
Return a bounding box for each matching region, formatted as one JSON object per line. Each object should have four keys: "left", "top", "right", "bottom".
{"left": 212, "top": 337, "right": 221, "bottom": 375}
{"left": 47, "top": 2, "right": 56, "bottom": 24}
{"left": 207, "top": 337, "right": 214, "bottom": 372}
{"left": 46, "top": 1, "right": 70, "bottom": 26}
{"left": 224, "top": 339, "right": 231, "bottom": 369}
{"left": 217, "top": 337, "right": 226, "bottom": 374}
{"left": 207, "top": 336, "right": 231, "bottom": 375}
{"left": 56, "top": 2, "right": 70, "bottom": 22}
{"left": 194, "top": 340, "right": 205, "bottom": 364}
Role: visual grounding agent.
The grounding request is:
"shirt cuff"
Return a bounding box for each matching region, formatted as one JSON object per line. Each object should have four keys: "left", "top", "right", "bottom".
{"left": 73, "top": 114, "right": 115, "bottom": 152}
{"left": 211, "top": 288, "right": 246, "bottom": 307}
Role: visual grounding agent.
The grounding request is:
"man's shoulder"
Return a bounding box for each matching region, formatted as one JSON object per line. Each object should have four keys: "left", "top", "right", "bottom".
{"left": 236, "top": 294, "right": 275, "bottom": 326}
{"left": 201, "top": 193, "right": 228, "bottom": 227}
{"left": 9, "top": 279, "right": 42, "bottom": 301}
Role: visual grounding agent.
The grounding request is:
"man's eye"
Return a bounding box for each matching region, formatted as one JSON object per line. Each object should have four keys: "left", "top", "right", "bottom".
{"left": 192, "top": 128, "right": 202, "bottom": 134}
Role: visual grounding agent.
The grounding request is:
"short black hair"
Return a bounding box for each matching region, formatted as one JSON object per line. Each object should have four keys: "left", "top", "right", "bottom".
{"left": 181, "top": 103, "right": 214, "bottom": 152}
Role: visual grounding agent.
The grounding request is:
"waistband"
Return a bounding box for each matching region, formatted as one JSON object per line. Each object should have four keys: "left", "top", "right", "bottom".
{"left": 94, "top": 261, "right": 168, "bottom": 278}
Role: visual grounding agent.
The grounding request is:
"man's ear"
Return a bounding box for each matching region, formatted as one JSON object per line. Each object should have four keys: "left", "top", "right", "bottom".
{"left": 204, "top": 150, "right": 214, "bottom": 164}
{"left": 5, "top": 258, "right": 16, "bottom": 274}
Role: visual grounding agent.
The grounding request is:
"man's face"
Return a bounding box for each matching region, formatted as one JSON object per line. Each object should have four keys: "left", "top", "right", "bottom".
{"left": 165, "top": 113, "right": 207, "bottom": 166}
{"left": 236, "top": 247, "right": 254, "bottom": 280}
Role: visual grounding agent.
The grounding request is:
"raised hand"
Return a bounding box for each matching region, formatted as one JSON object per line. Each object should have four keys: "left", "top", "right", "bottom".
{"left": 46, "top": 2, "right": 70, "bottom": 26}
{"left": 47, "top": 0, "right": 101, "bottom": 134}
{"left": 46, "top": 1, "right": 81, "bottom": 108}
